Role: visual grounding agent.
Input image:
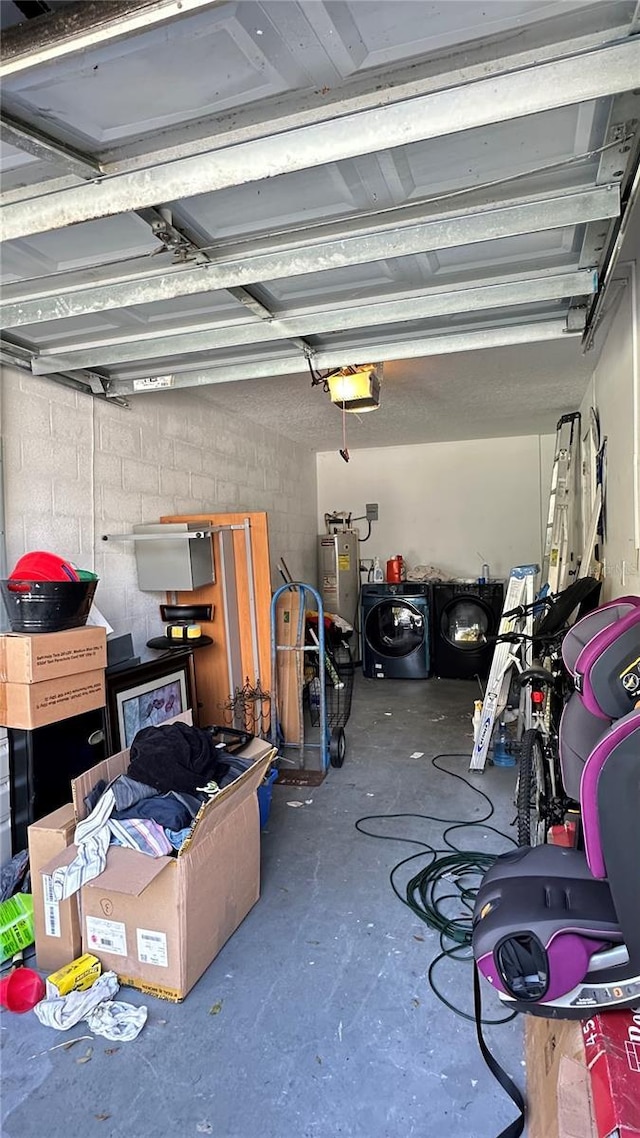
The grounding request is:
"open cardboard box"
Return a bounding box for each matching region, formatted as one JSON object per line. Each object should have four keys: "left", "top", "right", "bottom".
{"left": 28, "top": 803, "right": 82, "bottom": 973}
{"left": 526, "top": 1009, "right": 640, "bottom": 1138}
{"left": 526, "top": 1015, "right": 596, "bottom": 1138}
{"left": 41, "top": 714, "right": 274, "bottom": 1001}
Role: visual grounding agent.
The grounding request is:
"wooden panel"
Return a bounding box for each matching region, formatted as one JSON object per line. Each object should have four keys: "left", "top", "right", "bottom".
{"left": 275, "top": 588, "right": 302, "bottom": 747}
{"left": 160, "top": 512, "right": 272, "bottom": 728}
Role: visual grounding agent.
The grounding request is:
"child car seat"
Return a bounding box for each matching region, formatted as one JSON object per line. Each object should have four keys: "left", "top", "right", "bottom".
{"left": 472, "top": 600, "right": 640, "bottom": 1016}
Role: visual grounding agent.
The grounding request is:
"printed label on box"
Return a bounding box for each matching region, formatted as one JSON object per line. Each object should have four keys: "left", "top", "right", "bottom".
{"left": 39, "top": 679, "right": 104, "bottom": 710}
{"left": 42, "top": 874, "right": 61, "bottom": 938}
{"left": 136, "top": 928, "right": 168, "bottom": 968}
{"left": 86, "top": 916, "right": 127, "bottom": 957}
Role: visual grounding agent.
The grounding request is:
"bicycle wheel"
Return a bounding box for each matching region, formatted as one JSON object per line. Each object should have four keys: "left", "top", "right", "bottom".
{"left": 518, "top": 729, "right": 549, "bottom": 847}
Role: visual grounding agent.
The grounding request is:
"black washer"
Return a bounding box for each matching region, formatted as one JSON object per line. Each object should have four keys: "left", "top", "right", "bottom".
{"left": 361, "top": 583, "right": 431, "bottom": 679}
{"left": 432, "top": 582, "right": 504, "bottom": 680}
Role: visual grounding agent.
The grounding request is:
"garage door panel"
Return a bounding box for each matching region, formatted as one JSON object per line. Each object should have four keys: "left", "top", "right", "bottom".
{"left": 302, "top": 1, "right": 618, "bottom": 74}
{"left": 173, "top": 159, "right": 381, "bottom": 244}
{"left": 0, "top": 4, "right": 313, "bottom": 150}
{"left": 1, "top": 214, "right": 158, "bottom": 284}
{"left": 384, "top": 102, "right": 601, "bottom": 205}
{"left": 161, "top": 102, "right": 606, "bottom": 249}
{"left": 16, "top": 291, "right": 252, "bottom": 350}
{"left": 431, "top": 227, "right": 579, "bottom": 276}
{"left": 307, "top": 298, "right": 568, "bottom": 351}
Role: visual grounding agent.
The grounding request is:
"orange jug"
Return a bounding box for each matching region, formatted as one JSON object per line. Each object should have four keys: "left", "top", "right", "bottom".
{"left": 386, "top": 556, "right": 404, "bottom": 583}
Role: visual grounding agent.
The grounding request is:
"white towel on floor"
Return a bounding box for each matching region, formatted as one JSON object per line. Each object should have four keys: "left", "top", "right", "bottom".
{"left": 34, "top": 971, "right": 147, "bottom": 1042}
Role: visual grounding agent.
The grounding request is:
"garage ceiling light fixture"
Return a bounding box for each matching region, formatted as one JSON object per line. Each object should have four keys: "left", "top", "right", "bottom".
{"left": 327, "top": 365, "right": 382, "bottom": 413}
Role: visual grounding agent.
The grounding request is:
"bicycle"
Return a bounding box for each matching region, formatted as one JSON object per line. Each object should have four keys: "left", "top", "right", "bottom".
{"left": 516, "top": 645, "right": 570, "bottom": 846}
{"left": 512, "top": 576, "right": 601, "bottom": 846}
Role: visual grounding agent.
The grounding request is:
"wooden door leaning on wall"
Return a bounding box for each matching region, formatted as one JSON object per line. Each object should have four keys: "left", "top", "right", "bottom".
{"left": 160, "top": 511, "right": 272, "bottom": 729}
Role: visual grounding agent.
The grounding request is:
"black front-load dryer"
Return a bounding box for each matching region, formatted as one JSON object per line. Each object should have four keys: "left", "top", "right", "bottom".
{"left": 361, "top": 583, "right": 431, "bottom": 679}
{"left": 432, "top": 581, "right": 504, "bottom": 680}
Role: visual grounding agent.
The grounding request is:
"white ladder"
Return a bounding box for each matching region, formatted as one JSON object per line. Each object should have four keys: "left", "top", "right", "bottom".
{"left": 542, "top": 412, "right": 581, "bottom": 593}
{"left": 470, "top": 565, "right": 538, "bottom": 772}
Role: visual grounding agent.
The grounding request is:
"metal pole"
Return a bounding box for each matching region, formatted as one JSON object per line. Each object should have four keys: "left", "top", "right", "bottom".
{"left": 242, "top": 518, "right": 260, "bottom": 687}
{"left": 218, "top": 529, "right": 243, "bottom": 727}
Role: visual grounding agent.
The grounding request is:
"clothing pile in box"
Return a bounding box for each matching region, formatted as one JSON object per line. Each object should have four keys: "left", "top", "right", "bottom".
{"left": 51, "top": 723, "right": 255, "bottom": 902}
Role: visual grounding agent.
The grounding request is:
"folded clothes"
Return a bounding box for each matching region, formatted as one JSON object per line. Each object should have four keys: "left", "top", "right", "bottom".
{"left": 51, "top": 787, "right": 116, "bottom": 900}
{"left": 172, "top": 791, "right": 203, "bottom": 819}
{"left": 127, "top": 722, "right": 220, "bottom": 796}
{"left": 112, "top": 776, "right": 159, "bottom": 812}
{"left": 114, "top": 791, "right": 193, "bottom": 830}
{"left": 109, "top": 817, "right": 172, "bottom": 857}
{"left": 166, "top": 826, "right": 193, "bottom": 851}
{"left": 51, "top": 780, "right": 171, "bottom": 901}
{"left": 85, "top": 774, "right": 157, "bottom": 816}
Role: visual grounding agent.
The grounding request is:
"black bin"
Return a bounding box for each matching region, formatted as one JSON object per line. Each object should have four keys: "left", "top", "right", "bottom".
{"left": 0, "top": 579, "right": 98, "bottom": 633}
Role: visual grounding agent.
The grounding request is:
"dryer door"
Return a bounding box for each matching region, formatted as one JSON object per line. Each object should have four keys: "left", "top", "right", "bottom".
{"left": 440, "top": 598, "right": 492, "bottom": 651}
{"left": 365, "top": 599, "right": 425, "bottom": 659}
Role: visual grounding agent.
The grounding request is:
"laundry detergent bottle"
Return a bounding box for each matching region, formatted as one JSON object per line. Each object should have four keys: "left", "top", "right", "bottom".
{"left": 373, "top": 557, "right": 384, "bottom": 583}
{"left": 386, "top": 555, "right": 404, "bottom": 583}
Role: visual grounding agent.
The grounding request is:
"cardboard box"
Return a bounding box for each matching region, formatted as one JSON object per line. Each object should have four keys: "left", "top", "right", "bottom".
{"left": 43, "top": 729, "right": 273, "bottom": 1001}
{"left": 526, "top": 1015, "right": 596, "bottom": 1138}
{"left": 0, "top": 627, "right": 107, "bottom": 684}
{"left": 0, "top": 668, "right": 105, "bottom": 729}
{"left": 582, "top": 1011, "right": 640, "bottom": 1138}
{"left": 28, "top": 803, "right": 82, "bottom": 972}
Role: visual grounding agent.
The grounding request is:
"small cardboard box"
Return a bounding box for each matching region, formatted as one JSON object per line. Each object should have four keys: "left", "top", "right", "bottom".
{"left": 0, "top": 627, "right": 107, "bottom": 684}
{"left": 0, "top": 668, "right": 105, "bottom": 729}
{"left": 582, "top": 1010, "right": 640, "bottom": 1138}
{"left": 46, "top": 953, "right": 101, "bottom": 998}
{"left": 44, "top": 726, "right": 273, "bottom": 1001}
{"left": 28, "top": 803, "right": 82, "bottom": 972}
{"left": 526, "top": 1015, "right": 596, "bottom": 1138}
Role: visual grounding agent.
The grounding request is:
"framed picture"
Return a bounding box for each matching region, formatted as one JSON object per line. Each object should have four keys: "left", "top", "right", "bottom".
{"left": 105, "top": 652, "right": 197, "bottom": 753}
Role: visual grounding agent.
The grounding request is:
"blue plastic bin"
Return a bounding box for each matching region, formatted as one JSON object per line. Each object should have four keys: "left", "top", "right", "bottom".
{"left": 258, "top": 768, "right": 278, "bottom": 829}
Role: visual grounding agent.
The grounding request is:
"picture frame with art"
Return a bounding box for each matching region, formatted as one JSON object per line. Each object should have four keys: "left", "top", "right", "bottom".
{"left": 105, "top": 652, "right": 197, "bottom": 752}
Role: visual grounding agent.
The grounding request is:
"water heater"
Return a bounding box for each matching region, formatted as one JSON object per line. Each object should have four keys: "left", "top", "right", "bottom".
{"left": 318, "top": 532, "right": 360, "bottom": 628}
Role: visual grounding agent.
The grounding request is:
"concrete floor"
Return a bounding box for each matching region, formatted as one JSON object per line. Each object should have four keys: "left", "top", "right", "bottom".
{"left": 1, "top": 676, "right": 524, "bottom": 1138}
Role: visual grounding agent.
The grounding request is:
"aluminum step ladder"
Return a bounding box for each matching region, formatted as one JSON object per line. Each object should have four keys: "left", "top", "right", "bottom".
{"left": 470, "top": 565, "right": 538, "bottom": 772}
{"left": 542, "top": 412, "right": 581, "bottom": 593}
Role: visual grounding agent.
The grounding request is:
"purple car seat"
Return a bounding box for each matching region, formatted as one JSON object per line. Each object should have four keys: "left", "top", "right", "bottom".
{"left": 473, "top": 598, "right": 640, "bottom": 1016}
{"left": 559, "top": 600, "right": 640, "bottom": 796}
{"left": 562, "top": 596, "right": 640, "bottom": 706}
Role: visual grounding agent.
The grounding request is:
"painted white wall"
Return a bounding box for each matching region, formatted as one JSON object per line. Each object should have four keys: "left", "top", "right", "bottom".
{"left": 317, "top": 434, "right": 554, "bottom": 581}
{"left": 580, "top": 258, "right": 640, "bottom": 601}
{"left": 1, "top": 367, "right": 318, "bottom": 654}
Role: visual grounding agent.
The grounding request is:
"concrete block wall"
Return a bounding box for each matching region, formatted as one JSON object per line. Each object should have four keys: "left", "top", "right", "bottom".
{"left": 1, "top": 367, "right": 318, "bottom": 653}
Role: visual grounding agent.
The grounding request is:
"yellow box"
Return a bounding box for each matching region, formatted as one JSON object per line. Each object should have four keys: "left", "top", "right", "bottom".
{"left": 46, "top": 952, "right": 102, "bottom": 997}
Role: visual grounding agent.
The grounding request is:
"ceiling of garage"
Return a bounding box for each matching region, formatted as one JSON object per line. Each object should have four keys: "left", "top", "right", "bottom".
{"left": 1, "top": 0, "right": 639, "bottom": 449}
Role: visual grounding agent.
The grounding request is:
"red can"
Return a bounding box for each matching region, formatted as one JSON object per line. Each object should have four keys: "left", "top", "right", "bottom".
{"left": 386, "top": 556, "right": 404, "bottom": 583}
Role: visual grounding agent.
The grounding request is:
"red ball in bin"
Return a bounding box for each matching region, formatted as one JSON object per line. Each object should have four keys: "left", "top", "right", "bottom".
{"left": 10, "top": 552, "right": 79, "bottom": 582}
